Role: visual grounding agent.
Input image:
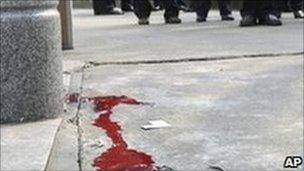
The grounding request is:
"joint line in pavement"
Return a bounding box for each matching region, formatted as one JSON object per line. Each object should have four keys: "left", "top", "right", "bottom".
{"left": 84, "top": 52, "right": 304, "bottom": 68}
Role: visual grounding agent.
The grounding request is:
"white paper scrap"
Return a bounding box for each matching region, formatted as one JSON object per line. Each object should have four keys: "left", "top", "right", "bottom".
{"left": 141, "top": 120, "right": 171, "bottom": 130}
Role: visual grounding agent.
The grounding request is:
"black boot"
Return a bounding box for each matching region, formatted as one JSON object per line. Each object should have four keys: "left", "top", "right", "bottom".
{"left": 259, "top": 14, "right": 282, "bottom": 26}
{"left": 239, "top": 15, "right": 257, "bottom": 27}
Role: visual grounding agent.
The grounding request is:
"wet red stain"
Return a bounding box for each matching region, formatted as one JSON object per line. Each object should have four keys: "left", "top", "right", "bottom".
{"left": 66, "top": 94, "right": 156, "bottom": 171}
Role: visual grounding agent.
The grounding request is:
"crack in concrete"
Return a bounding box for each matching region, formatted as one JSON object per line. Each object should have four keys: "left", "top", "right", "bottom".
{"left": 72, "top": 69, "right": 85, "bottom": 171}
{"left": 83, "top": 52, "right": 303, "bottom": 67}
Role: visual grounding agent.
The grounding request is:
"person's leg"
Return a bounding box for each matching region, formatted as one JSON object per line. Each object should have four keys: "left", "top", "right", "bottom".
{"left": 289, "top": 0, "right": 304, "bottom": 18}
{"left": 187, "top": 0, "right": 196, "bottom": 12}
{"left": 176, "top": 0, "right": 192, "bottom": 12}
{"left": 133, "top": 0, "right": 152, "bottom": 24}
{"left": 218, "top": 0, "right": 231, "bottom": 16}
{"left": 257, "top": 0, "right": 279, "bottom": 17}
{"left": 92, "top": 0, "right": 123, "bottom": 15}
{"left": 240, "top": 0, "right": 257, "bottom": 17}
{"left": 289, "top": 0, "right": 303, "bottom": 10}
{"left": 121, "top": 0, "right": 133, "bottom": 11}
{"left": 258, "top": 0, "right": 282, "bottom": 25}
{"left": 162, "top": 0, "right": 181, "bottom": 23}
{"left": 239, "top": 0, "right": 258, "bottom": 26}
{"left": 192, "top": 0, "right": 210, "bottom": 22}
{"left": 218, "top": 0, "right": 234, "bottom": 20}
{"left": 154, "top": 0, "right": 161, "bottom": 7}
{"left": 93, "top": 0, "right": 113, "bottom": 14}
{"left": 278, "top": 0, "right": 291, "bottom": 11}
{"left": 153, "top": 0, "right": 163, "bottom": 10}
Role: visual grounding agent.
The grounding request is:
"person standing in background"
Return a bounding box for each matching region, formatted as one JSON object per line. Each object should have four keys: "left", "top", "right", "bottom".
{"left": 92, "top": 0, "right": 134, "bottom": 15}
{"left": 191, "top": 0, "right": 234, "bottom": 22}
{"left": 289, "top": 0, "right": 304, "bottom": 18}
{"left": 133, "top": 0, "right": 181, "bottom": 25}
{"left": 92, "top": 0, "right": 123, "bottom": 15}
{"left": 240, "top": 0, "right": 282, "bottom": 27}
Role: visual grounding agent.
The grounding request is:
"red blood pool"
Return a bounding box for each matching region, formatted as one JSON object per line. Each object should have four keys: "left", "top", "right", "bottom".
{"left": 91, "top": 96, "right": 155, "bottom": 171}
{"left": 94, "top": 146, "right": 155, "bottom": 171}
{"left": 67, "top": 94, "right": 156, "bottom": 171}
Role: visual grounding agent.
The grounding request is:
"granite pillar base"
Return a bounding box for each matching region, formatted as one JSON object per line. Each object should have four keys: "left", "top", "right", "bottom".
{"left": 0, "top": 0, "right": 63, "bottom": 123}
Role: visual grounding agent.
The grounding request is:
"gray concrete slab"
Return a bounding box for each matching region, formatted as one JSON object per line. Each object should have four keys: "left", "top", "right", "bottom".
{"left": 46, "top": 106, "right": 79, "bottom": 171}
{"left": 1, "top": 118, "right": 62, "bottom": 171}
{"left": 80, "top": 55, "right": 303, "bottom": 171}
{"left": 65, "top": 10, "right": 303, "bottom": 63}
{"left": 46, "top": 65, "right": 84, "bottom": 171}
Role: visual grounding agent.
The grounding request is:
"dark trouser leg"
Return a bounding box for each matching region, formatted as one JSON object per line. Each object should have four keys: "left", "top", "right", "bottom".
{"left": 154, "top": 0, "right": 161, "bottom": 6}
{"left": 241, "top": 0, "right": 258, "bottom": 17}
{"left": 277, "top": 0, "right": 290, "bottom": 11}
{"left": 176, "top": 0, "right": 187, "bottom": 7}
{"left": 121, "top": 0, "right": 132, "bottom": 7}
{"left": 240, "top": 0, "right": 259, "bottom": 26}
{"left": 133, "top": 0, "right": 152, "bottom": 19}
{"left": 289, "top": 0, "right": 304, "bottom": 11}
{"left": 93, "top": 0, "right": 116, "bottom": 14}
{"left": 257, "top": 0, "right": 282, "bottom": 25}
{"left": 162, "top": 0, "right": 180, "bottom": 19}
{"left": 218, "top": 0, "right": 232, "bottom": 16}
{"left": 257, "top": 0, "right": 281, "bottom": 18}
{"left": 153, "top": 0, "right": 164, "bottom": 9}
{"left": 193, "top": 0, "right": 211, "bottom": 18}
{"left": 121, "top": 0, "right": 133, "bottom": 11}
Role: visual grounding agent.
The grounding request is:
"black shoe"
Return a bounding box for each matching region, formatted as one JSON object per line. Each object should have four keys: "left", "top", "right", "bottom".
{"left": 165, "top": 17, "right": 182, "bottom": 24}
{"left": 221, "top": 14, "right": 234, "bottom": 21}
{"left": 196, "top": 16, "right": 206, "bottom": 23}
{"left": 100, "top": 8, "right": 124, "bottom": 15}
{"left": 259, "top": 14, "right": 282, "bottom": 26}
{"left": 138, "top": 18, "right": 150, "bottom": 25}
{"left": 294, "top": 10, "right": 304, "bottom": 19}
{"left": 239, "top": 15, "right": 257, "bottom": 27}
{"left": 122, "top": 4, "right": 133, "bottom": 12}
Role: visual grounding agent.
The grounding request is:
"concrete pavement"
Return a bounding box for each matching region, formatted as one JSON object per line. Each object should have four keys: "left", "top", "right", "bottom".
{"left": 1, "top": 118, "right": 62, "bottom": 171}
{"left": 65, "top": 10, "right": 303, "bottom": 63}
{"left": 79, "top": 55, "right": 303, "bottom": 171}
{"left": 49, "top": 10, "right": 303, "bottom": 171}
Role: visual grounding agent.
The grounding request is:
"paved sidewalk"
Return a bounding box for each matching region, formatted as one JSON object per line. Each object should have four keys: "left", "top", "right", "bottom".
{"left": 1, "top": 118, "right": 62, "bottom": 171}
{"left": 49, "top": 9, "right": 303, "bottom": 171}
{"left": 65, "top": 10, "right": 303, "bottom": 63}
{"left": 79, "top": 55, "right": 303, "bottom": 171}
